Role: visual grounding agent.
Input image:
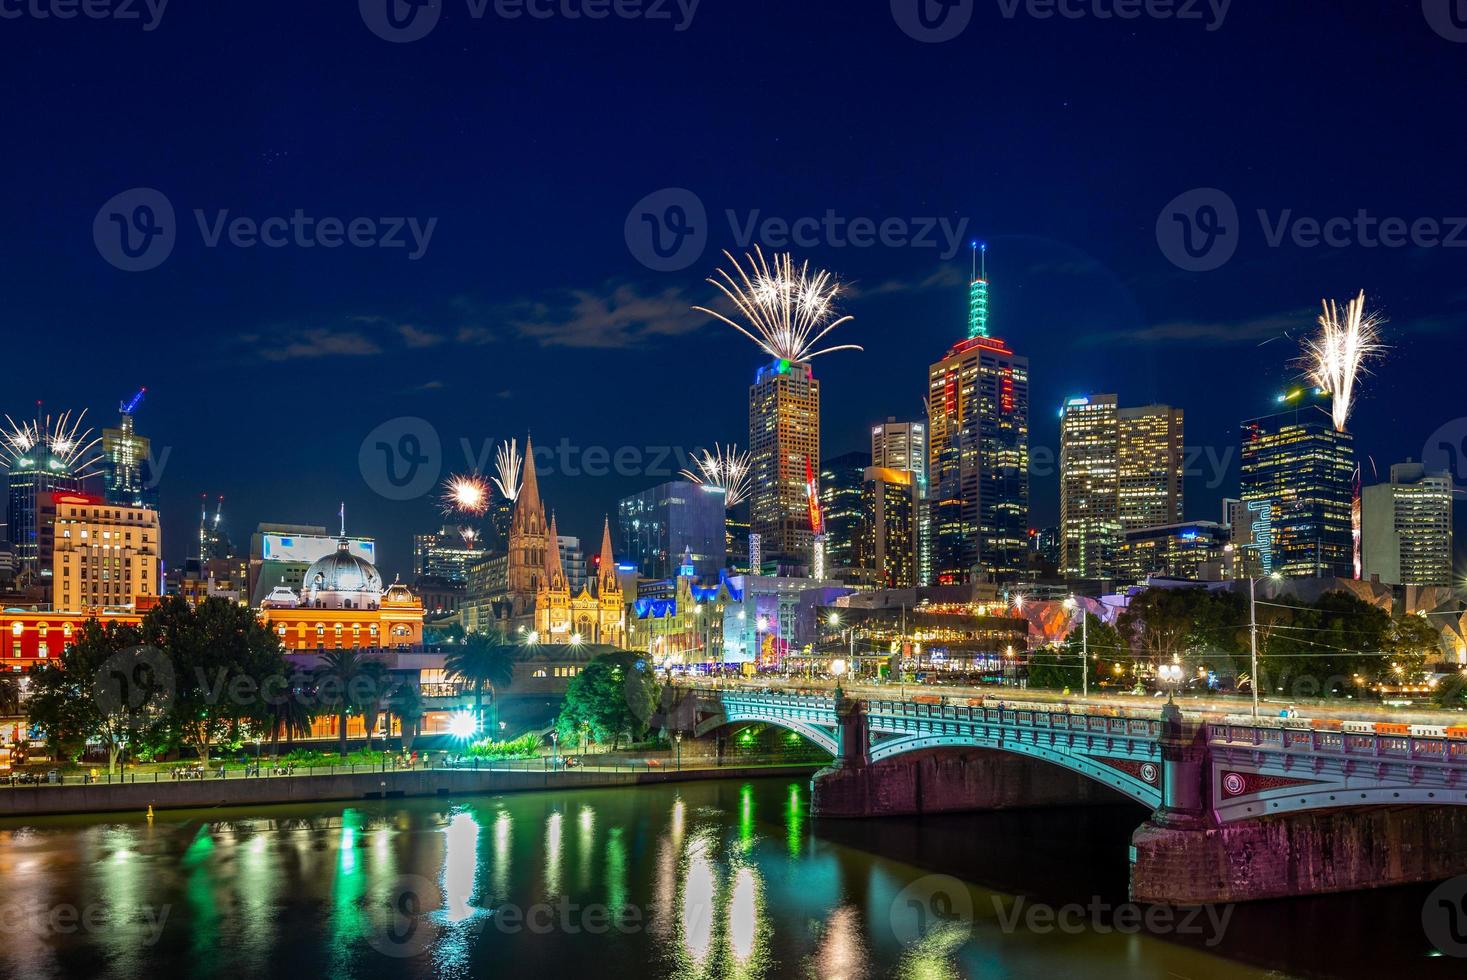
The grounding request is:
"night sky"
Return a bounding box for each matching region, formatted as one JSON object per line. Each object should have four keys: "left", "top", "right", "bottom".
{"left": 2, "top": 1, "right": 1464, "bottom": 578}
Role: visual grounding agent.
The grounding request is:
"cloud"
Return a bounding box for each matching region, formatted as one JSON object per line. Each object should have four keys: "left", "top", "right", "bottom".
{"left": 396, "top": 323, "right": 445, "bottom": 348}
{"left": 1101, "top": 309, "right": 1309, "bottom": 346}
{"left": 258, "top": 328, "right": 383, "bottom": 361}
{"left": 844, "top": 264, "right": 966, "bottom": 299}
{"left": 509, "top": 282, "right": 700, "bottom": 349}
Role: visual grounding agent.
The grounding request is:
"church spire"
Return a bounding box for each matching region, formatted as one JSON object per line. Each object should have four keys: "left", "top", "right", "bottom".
{"left": 597, "top": 516, "right": 618, "bottom": 593}
{"left": 511, "top": 434, "right": 545, "bottom": 534}
{"left": 544, "top": 512, "right": 567, "bottom": 590}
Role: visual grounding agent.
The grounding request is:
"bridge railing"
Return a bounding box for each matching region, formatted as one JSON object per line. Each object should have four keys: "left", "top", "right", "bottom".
{"left": 863, "top": 700, "right": 1163, "bottom": 739}
{"left": 1209, "top": 721, "right": 1467, "bottom": 763}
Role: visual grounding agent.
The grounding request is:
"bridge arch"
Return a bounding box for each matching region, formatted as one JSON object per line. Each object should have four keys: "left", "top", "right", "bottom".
{"left": 692, "top": 712, "right": 839, "bottom": 756}
{"left": 868, "top": 733, "right": 1163, "bottom": 810}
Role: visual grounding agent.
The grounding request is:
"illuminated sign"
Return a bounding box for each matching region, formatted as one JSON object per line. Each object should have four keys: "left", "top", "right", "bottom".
{"left": 260, "top": 534, "right": 376, "bottom": 565}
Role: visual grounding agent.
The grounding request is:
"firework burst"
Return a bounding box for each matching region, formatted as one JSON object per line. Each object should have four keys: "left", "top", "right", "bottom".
{"left": 493, "top": 438, "right": 523, "bottom": 502}
{"left": 457, "top": 525, "right": 481, "bottom": 549}
{"left": 1301, "top": 290, "right": 1386, "bottom": 432}
{"left": 441, "top": 473, "right": 491, "bottom": 516}
{"left": 0, "top": 408, "right": 103, "bottom": 478}
{"left": 679, "top": 443, "right": 752, "bottom": 509}
{"left": 692, "top": 247, "right": 860, "bottom": 364}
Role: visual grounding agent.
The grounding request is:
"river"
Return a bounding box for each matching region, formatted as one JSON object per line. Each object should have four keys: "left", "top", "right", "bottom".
{"left": 0, "top": 778, "right": 1454, "bottom": 979}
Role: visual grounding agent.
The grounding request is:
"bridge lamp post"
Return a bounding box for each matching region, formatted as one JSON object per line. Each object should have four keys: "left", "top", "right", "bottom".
{"left": 830, "top": 658, "right": 848, "bottom": 701}
{"left": 1159, "top": 661, "right": 1184, "bottom": 703}
{"left": 1064, "top": 596, "right": 1088, "bottom": 699}
{"left": 674, "top": 730, "right": 683, "bottom": 770}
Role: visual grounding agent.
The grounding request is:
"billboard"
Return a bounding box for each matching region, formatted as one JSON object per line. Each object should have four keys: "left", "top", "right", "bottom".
{"left": 260, "top": 534, "right": 375, "bottom": 566}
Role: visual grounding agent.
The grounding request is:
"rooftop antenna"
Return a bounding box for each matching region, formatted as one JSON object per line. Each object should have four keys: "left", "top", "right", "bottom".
{"left": 339, "top": 501, "right": 346, "bottom": 538}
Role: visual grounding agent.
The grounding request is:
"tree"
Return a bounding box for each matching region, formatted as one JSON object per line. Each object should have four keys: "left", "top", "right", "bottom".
{"left": 389, "top": 682, "right": 426, "bottom": 753}
{"left": 142, "top": 596, "right": 289, "bottom": 763}
{"left": 24, "top": 621, "right": 171, "bottom": 774}
{"left": 266, "top": 675, "right": 317, "bottom": 755}
{"left": 1027, "top": 614, "right": 1127, "bottom": 691}
{"left": 556, "top": 652, "right": 658, "bottom": 750}
{"left": 0, "top": 674, "right": 20, "bottom": 719}
{"left": 444, "top": 632, "right": 516, "bottom": 729}
{"left": 313, "top": 649, "right": 389, "bottom": 757}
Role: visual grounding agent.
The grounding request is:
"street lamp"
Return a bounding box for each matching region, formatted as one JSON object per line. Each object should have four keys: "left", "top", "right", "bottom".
{"left": 673, "top": 730, "right": 683, "bottom": 770}
{"left": 550, "top": 731, "right": 559, "bottom": 769}
{"left": 1159, "top": 661, "right": 1184, "bottom": 703}
{"left": 831, "top": 657, "right": 848, "bottom": 701}
{"left": 1064, "top": 596, "right": 1088, "bottom": 698}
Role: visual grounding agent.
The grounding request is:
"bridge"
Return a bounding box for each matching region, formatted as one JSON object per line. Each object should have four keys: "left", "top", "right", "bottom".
{"left": 684, "top": 687, "right": 1467, "bottom": 905}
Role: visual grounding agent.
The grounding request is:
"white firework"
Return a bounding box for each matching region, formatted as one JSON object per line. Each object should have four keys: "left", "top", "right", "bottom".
{"left": 1302, "top": 290, "right": 1386, "bottom": 432}
{"left": 693, "top": 247, "right": 860, "bottom": 364}
{"left": 493, "top": 438, "right": 523, "bottom": 502}
{"left": 458, "top": 525, "right": 480, "bottom": 549}
{"left": 680, "top": 443, "right": 752, "bottom": 509}
{"left": 0, "top": 408, "right": 103, "bottom": 477}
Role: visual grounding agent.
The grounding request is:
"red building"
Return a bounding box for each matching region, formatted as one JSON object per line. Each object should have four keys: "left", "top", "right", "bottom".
{"left": 0, "top": 610, "right": 144, "bottom": 672}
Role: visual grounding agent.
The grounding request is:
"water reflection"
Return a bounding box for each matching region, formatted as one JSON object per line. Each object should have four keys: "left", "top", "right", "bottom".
{"left": 578, "top": 805, "right": 596, "bottom": 890}
{"left": 544, "top": 810, "right": 564, "bottom": 897}
{"left": 491, "top": 809, "right": 512, "bottom": 905}
{"left": 812, "top": 905, "right": 868, "bottom": 980}
{"left": 680, "top": 832, "right": 718, "bottom": 968}
{"left": 441, "top": 810, "right": 479, "bottom": 923}
{"left": 784, "top": 784, "right": 802, "bottom": 857}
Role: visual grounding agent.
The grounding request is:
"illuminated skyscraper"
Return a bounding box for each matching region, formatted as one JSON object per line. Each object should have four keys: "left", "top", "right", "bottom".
{"left": 1, "top": 409, "right": 101, "bottom": 586}
{"left": 925, "top": 249, "right": 1029, "bottom": 584}
{"left": 1059, "top": 395, "right": 1120, "bottom": 579}
{"left": 1117, "top": 405, "right": 1183, "bottom": 531}
{"left": 819, "top": 450, "right": 871, "bottom": 579}
{"left": 859, "top": 466, "right": 917, "bottom": 588}
{"left": 1240, "top": 396, "right": 1354, "bottom": 578}
{"left": 102, "top": 388, "right": 156, "bottom": 509}
{"left": 749, "top": 359, "right": 821, "bottom": 568}
{"left": 1361, "top": 461, "right": 1452, "bottom": 587}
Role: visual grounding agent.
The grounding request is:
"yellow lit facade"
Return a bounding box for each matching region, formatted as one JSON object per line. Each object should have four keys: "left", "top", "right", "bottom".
{"left": 50, "top": 493, "right": 161, "bottom": 613}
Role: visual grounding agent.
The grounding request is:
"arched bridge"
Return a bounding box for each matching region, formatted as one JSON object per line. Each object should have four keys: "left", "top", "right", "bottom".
{"left": 692, "top": 688, "right": 1467, "bottom": 823}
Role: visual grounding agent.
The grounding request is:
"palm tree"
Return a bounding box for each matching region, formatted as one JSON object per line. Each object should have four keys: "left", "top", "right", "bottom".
{"left": 313, "top": 650, "right": 388, "bottom": 757}
{"left": 0, "top": 675, "right": 21, "bottom": 718}
{"left": 444, "top": 632, "right": 517, "bottom": 733}
{"left": 388, "top": 682, "right": 426, "bottom": 754}
{"left": 268, "top": 687, "right": 316, "bottom": 756}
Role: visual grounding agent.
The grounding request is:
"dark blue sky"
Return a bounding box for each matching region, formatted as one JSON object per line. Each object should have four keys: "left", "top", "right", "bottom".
{"left": 2, "top": 0, "right": 1464, "bottom": 577}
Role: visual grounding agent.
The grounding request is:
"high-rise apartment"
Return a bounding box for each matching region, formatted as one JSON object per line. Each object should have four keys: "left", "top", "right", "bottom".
{"left": 1362, "top": 461, "right": 1452, "bottom": 587}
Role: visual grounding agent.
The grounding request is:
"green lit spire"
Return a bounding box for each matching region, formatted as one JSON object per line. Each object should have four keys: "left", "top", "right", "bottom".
{"left": 967, "top": 241, "right": 989, "bottom": 339}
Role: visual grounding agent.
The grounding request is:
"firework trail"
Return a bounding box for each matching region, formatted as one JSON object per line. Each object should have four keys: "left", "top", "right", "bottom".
{"left": 458, "top": 525, "right": 480, "bottom": 549}
{"left": 1, "top": 408, "right": 103, "bottom": 478}
{"left": 493, "top": 438, "right": 523, "bottom": 502}
{"left": 692, "top": 247, "right": 860, "bottom": 363}
{"left": 680, "top": 444, "right": 752, "bottom": 508}
{"left": 1302, "top": 290, "right": 1385, "bottom": 432}
{"left": 441, "top": 473, "right": 491, "bottom": 516}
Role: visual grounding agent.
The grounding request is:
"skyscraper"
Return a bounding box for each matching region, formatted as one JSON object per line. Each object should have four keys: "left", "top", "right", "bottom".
{"left": 413, "top": 526, "right": 488, "bottom": 583}
{"left": 871, "top": 418, "right": 927, "bottom": 475}
{"left": 1240, "top": 397, "right": 1354, "bottom": 578}
{"left": 1059, "top": 395, "right": 1120, "bottom": 579}
{"left": 860, "top": 466, "right": 917, "bottom": 588}
{"left": 1117, "top": 404, "right": 1184, "bottom": 530}
{"left": 51, "top": 492, "right": 161, "bottom": 612}
{"left": 1059, "top": 396, "right": 1184, "bottom": 580}
{"left": 0, "top": 409, "right": 101, "bottom": 587}
{"left": 749, "top": 359, "right": 820, "bottom": 567}
{"left": 617, "top": 479, "right": 728, "bottom": 580}
{"left": 102, "top": 388, "right": 156, "bottom": 509}
{"left": 818, "top": 450, "right": 871, "bottom": 580}
{"left": 925, "top": 250, "right": 1029, "bottom": 584}
{"left": 1361, "top": 461, "right": 1453, "bottom": 587}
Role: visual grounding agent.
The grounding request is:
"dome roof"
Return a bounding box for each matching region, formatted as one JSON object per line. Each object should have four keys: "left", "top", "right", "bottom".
{"left": 304, "top": 540, "right": 383, "bottom": 597}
